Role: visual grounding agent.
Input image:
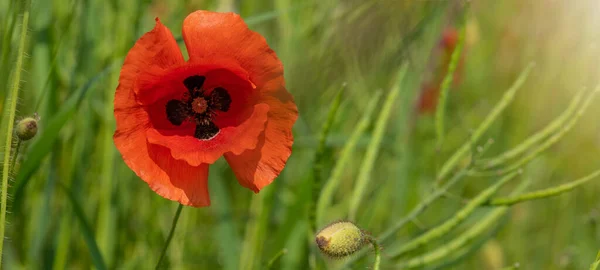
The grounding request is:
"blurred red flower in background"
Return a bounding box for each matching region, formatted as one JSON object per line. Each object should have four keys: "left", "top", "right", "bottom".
{"left": 113, "top": 11, "right": 298, "bottom": 207}
{"left": 417, "top": 27, "right": 466, "bottom": 114}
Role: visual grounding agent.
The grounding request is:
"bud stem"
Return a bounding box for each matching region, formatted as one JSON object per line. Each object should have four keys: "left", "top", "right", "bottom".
{"left": 367, "top": 236, "right": 381, "bottom": 270}
{"left": 10, "top": 140, "right": 22, "bottom": 175}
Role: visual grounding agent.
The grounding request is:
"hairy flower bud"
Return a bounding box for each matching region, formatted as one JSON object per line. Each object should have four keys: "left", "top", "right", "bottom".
{"left": 315, "top": 221, "right": 367, "bottom": 258}
{"left": 16, "top": 116, "right": 38, "bottom": 141}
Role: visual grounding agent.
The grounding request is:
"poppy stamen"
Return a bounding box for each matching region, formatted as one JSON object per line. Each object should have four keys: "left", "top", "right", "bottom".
{"left": 166, "top": 99, "right": 190, "bottom": 126}
{"left": 194, "top": 118, "right": 220, "bottom": 140}
{"left": 183, "top": 75, "right": 206, "bottom": 96}
{"left": 209, "top": 87, "right": 231, "bottom": 112}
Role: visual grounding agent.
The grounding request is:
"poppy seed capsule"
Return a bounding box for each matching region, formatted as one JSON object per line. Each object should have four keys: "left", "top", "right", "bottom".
{"left": 315, "top": 221, "right": 367, "bottom": 258}
{"left": 16, "top": 117, "right": 38, "bottom": 141}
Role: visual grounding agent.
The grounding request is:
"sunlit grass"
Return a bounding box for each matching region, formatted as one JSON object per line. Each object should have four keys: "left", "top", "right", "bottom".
{"left": 1, "top": 0, "right": 600, "bottom": 269}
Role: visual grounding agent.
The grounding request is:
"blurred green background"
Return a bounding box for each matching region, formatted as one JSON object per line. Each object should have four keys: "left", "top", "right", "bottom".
{"left": 1, "top": 0, "right": 600, "bottom": 269}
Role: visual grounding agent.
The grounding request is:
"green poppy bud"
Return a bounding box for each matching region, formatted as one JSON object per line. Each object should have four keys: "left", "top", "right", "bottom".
{"left": 315, "top": 221, "right": 367, "bottom": 258}
{"left": 16, "top": 116, "right": 38, "bottom": 141}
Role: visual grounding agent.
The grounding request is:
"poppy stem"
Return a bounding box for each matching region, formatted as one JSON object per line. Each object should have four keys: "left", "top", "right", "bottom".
{"left": 155, "top": 203, "right": 184, "bottom": 269}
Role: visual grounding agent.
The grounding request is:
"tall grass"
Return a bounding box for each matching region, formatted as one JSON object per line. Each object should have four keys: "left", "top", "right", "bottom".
{"left": 1, "top": 0, "right": 600, "bottom": 269}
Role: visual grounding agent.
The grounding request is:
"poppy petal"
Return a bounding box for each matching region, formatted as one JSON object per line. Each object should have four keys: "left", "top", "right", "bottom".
{"left": 182, "top": 10, "right": 282, "bottom": 90}
{"left": 114, "top": 17, "right": 209, "bottom": 207}
{"left": 224, "top": 88, "right": 298, "bottom": 192}
{"left": 114, "top": 82, "right": 210, "bottom": 207}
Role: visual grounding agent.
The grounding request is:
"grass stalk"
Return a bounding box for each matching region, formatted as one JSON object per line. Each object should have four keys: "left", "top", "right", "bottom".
{"left": 470, "top": 86, "right": 599, "bottom": 177}
{"left": 435, "top": 21, "right": 466, "bottom": 151}
{"left": 488, "top": 168, "right": 600, "bottom": 206}
{"left": 0, "top": 0, "right": 30, "bottom": 265}
{"left": 395, "top": 178, "right": 531, "bottom": 268}
{"left": 389, "top": 171, "right": 520, "bottom": 258}
{"left": 436, "top": 63, "right": 534, "bottom": 182}
{"left": 310, "top": 84, "right": 345, "bottom": 232}
{"left": 349, "top": 64, "right": 407, "bottom": 221}
{"left": 478, "top": 87, "right": 586, "bottom": 169}
{"left": 266, "top": 248, "right": 287, "bottom": 269}
{"left": 316, "top": 90, "right": 382, "bottom": 226}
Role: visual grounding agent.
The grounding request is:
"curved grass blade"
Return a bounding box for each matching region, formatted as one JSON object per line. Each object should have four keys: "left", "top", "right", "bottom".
{"left": 395, "top": 178, "right": 531, "bottom": 269}
{"left": 488, "top": 168, "right": 600, "bottom": 206}
{"left": 266, "top": 248, "right": 288, "bottom": 270}
{"left": 389, "top": 171, "right": 520, "bottom": 258}
{"left": 470, "top": 86, "right": 599, "bottom": 177}
{"left": 478, "top": 87, "right": 585, "bottom": 170}
{"left": 316, "top": 90, "right": 382, "bottom": 227}
{"left": 437, "top": 63, "right": 534, "bottom": 182}
{"left": 349, "top": 64, "right": 408, "bottom": 221}
{"left": 336, "top": 138, "right": 495, "bottom": 269}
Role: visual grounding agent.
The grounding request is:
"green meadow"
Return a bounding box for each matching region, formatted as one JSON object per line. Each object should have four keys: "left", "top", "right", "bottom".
{"left": 2, "top": 0, "right": 600, "bottom": 269}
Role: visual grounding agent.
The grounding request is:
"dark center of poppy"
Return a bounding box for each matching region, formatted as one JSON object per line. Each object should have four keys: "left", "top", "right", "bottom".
{"left": 165, "top": 75, "right": 232, "bottom": 140}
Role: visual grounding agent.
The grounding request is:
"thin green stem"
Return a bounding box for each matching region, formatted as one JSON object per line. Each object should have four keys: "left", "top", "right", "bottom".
{"left": 10, "top": 140, "right": 22, "bottom": 174}
{"left": 396, "top": 179, "right": 531, "bottom": 269}
{"left": 310, "top": 84, "right": 345, "bottom": 233}
{"left": 316, "top": 90, "right": 382, "bottom": 227}
{"left": 378, "top": 138, "right": 494, "bottom": 243}
{"left": 436, "top": 63, "right": 534, "bottom": 183}
{"left": 349, "top": 64, "right": 407, "bottom": 221}
{"left": 389, "top": 171, "right": 520, "bottom": 258}
{"left": 266, "top": 248, "right": 287, "bottom": 269}
{"left": 335, "top": 138, "right": 494, "bottom": 269}
{"left": 155, "top": 204, "right": 184, "bottom": 270}
{"left": 488, "top": 168, "right": 600, "bottom": 206}
{"left": 0, "top": 0, "right": 30, "bottom": 266}
{"left": 367, "top": 236, "right": 381, "bottom": 270}
{"left": 470, "top": 86, "right": 599, "bottom": 177}
{"left": 477, "top": 87, "right": 585, "bottom": 170}
{"left": 435, "top": 20, "right": 465, "bottom": 151}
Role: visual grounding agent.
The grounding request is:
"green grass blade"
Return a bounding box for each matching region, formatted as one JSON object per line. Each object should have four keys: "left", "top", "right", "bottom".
{"left": 479, "top": 87, "right": 586, "bottom": 169}
{"left": 239, "top": 185, "right": 276, "bottom": 270}
{"left": 590, "top": 251, "right": 600, "bottom": 270}
{"left": 489, "top": 168, "right": 600, "bottom": 206}
{"left": 266, "top": 248, "right": 287, "bottom": 269}
{"left": 435, "top": 22, "right": 466, "bottom": 150}
{"left": 211, "top": 173, "right": 241, "bottom": 270}
{"left": 389, "top": 171, "right": 520, "bottom": 258}
{"left": 470, "top": 86, "right": 599, "bottom": 177}
{"left": 437, "top": 63, "right": 534, "bottom": 182}
{"left": 349, "top": 64, "right": 408, "bottom": 221}
{"left": 58, "top": 182, "right": 107, "bottom": 270}
{"left": 12, "top": 64, "right": 116, "bottom": 209}
{"left": 316, "top": 90, "right": 382, "bottom": 227}
{"left": 0, "top": 0, "right": 30, "bottom": 264}
{"left": 396, "top": 178, "right": 531, "bottom": 268}
{"left": 310, "top": 84, "right": 345, "bottom": 232}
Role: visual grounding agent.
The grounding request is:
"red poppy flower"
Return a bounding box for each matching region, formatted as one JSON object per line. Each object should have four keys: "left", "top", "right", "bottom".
{"left": 113, "top": 10, "right": 298, "bottom": 207}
